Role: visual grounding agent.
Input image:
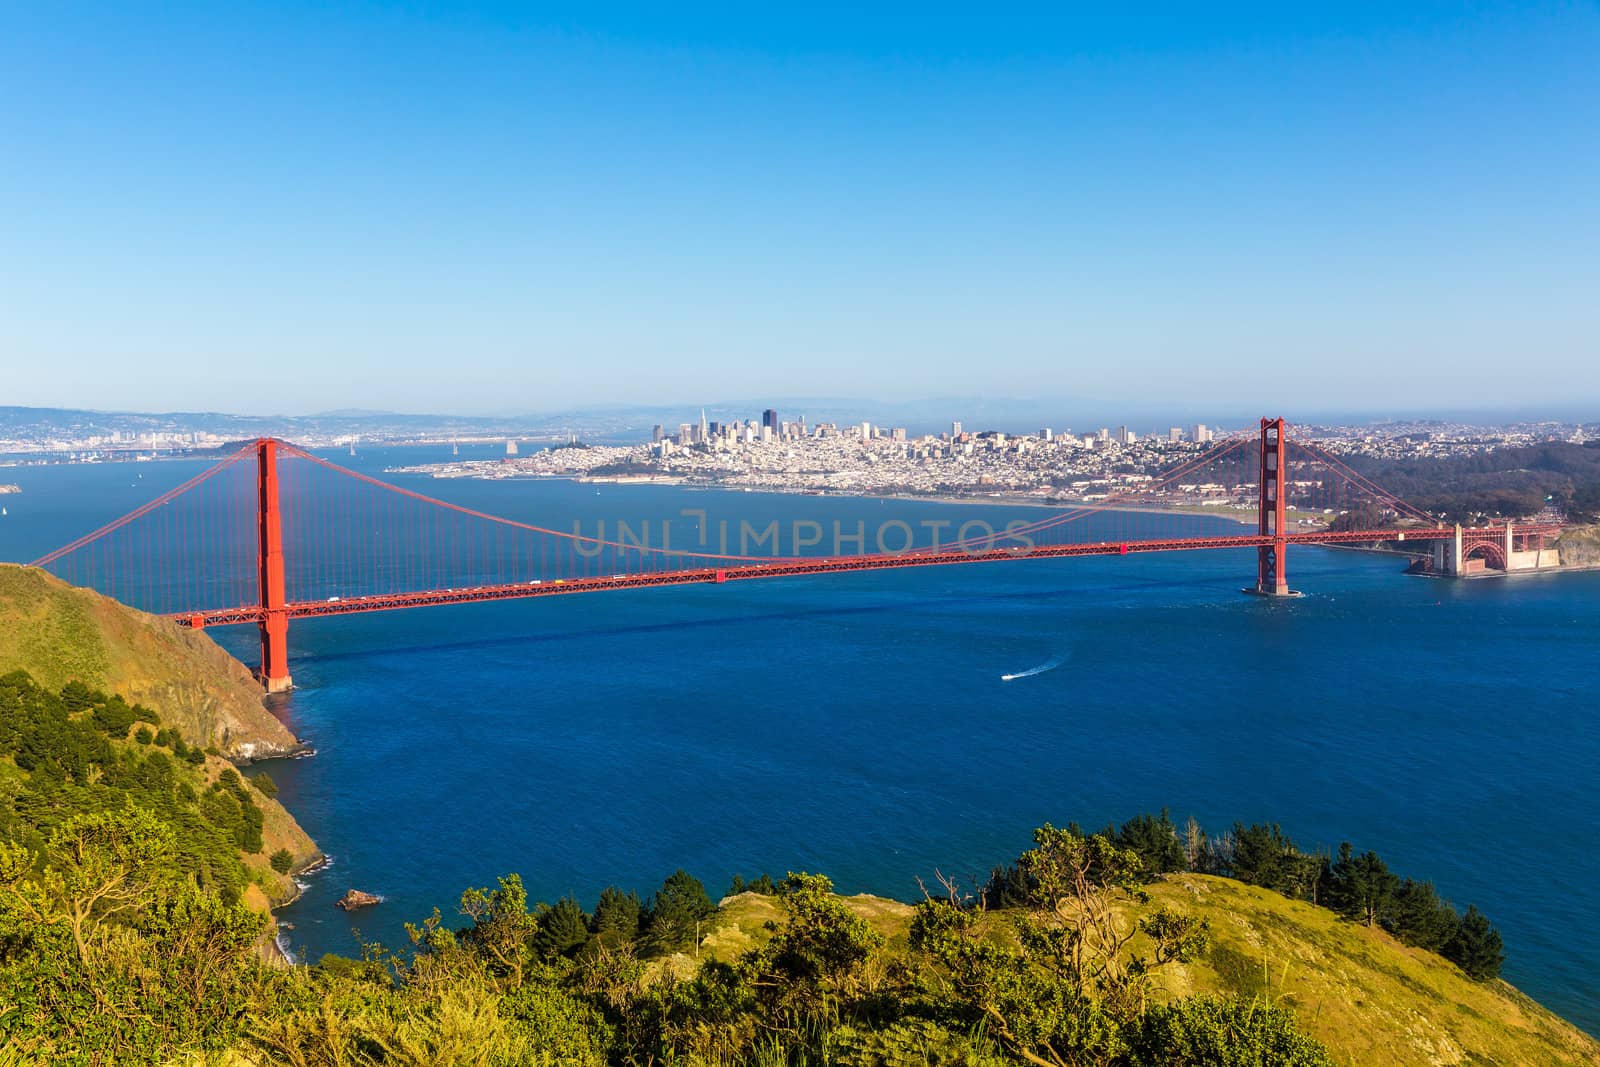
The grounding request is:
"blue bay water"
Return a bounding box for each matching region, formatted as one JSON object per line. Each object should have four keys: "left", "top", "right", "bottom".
{"left": 1, "top": 446, "right": 1596, "bottom": 1034}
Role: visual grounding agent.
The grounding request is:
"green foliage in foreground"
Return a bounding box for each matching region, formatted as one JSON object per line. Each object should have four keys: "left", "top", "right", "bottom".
{"left": 0, "top": 670, "right": 263, "bottom": 905}
{"left": 0, "top": 808, "right": 1337, "bottom": 1066}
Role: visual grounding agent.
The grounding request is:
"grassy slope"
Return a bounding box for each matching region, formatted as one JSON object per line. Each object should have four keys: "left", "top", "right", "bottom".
{"left": 0, "top": 564, "right": 301, "bottom": 760}
{"left": 701, "top": 879, "right": 1600, "bottom": 1067}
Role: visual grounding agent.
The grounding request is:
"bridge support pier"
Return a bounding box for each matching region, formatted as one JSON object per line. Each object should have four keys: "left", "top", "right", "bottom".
{"left": 1246, "top": 417, "right": 1301, "bottom": 598}
{"left": 259, "top": 611, "right": 291, "bottom": 693}
{"left": 256, "top": 439, "right": 293, "bottom": 692}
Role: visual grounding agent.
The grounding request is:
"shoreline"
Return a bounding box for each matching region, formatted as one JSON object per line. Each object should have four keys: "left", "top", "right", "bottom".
{"left": 394, "top": 465, "right": 1292, "bottom": 527}
{"left": 266, "top": 853, "right": 332, "bottom": 966}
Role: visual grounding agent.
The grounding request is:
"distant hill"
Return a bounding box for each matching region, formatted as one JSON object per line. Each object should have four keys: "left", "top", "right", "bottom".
{"left": 1343, "top": 441, "right": 1600, "bottom": 522}
{"left": 706, "top": 877, "right": 1600, "bottom": 1066}
{"left": 0, "top": 564, "right": 303, "bottom": 761}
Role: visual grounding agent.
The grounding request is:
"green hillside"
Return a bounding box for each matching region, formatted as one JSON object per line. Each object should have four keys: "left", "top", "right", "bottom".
{"left": 0, "top": 564, "right": 303, "bottom": 760}
{"left": 702, "top": 879, "right": 1599, "bottom": 1067}
{"left": 0, "top": 565, "right": 319, "bottom": 912}
{"left": 0, "top": 670, "right": 319, "bottom": 920}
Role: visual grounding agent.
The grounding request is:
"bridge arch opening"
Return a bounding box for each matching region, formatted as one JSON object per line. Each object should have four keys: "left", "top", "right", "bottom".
{"left": 1463, "top": 542, "right": 1507, "bottom": 572}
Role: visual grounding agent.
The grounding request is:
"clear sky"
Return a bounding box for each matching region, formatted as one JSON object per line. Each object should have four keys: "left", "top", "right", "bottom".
{"left": 1, "top": 4, "right": 1596, "bottom": 416}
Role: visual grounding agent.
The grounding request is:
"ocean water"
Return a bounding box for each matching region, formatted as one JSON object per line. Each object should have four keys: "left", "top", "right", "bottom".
{"left": 2, "top": 446, "right": 1596, "bottom": 1034}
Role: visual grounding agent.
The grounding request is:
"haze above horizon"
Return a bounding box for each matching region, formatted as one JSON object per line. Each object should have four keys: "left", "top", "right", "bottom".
{"left": 2, "top": 5, "right": 1595, "bottom": 415}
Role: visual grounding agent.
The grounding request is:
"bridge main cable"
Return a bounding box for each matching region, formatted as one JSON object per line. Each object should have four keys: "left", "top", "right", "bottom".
{"left": 28, "top": 443, "right": 256, "bottom": 568}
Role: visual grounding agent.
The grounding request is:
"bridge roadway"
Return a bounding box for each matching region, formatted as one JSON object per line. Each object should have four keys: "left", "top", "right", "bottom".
{"left": 176, "top": 525, "right": 1500, "bottom": 629}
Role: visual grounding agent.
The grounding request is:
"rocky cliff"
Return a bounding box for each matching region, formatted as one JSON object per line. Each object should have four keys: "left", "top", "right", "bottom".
{"left": 1555, "top": 524, "right": 1600, "bottom": 567}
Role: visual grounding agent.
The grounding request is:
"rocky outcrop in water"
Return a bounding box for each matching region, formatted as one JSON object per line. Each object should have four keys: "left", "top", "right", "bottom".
{"left": 336, "top": 889, "right": 381, "bottom": 911}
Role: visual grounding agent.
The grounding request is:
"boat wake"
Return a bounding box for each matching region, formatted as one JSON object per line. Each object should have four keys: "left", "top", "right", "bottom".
{"left": 1001, "top": 656, "right": 1064, "bottom": 682}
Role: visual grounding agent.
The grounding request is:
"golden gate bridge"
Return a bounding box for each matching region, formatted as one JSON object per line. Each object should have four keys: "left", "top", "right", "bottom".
{"left": 29, "top": 418, "right": 1559, "bottom": 693}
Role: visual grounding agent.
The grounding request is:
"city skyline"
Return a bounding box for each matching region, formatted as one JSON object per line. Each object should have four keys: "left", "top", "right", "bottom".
{"left": 2, "top": 5, "right": 1597, "bottom": 415}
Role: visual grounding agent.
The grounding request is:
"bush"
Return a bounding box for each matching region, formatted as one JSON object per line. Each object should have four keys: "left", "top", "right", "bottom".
{"left": 726, "top": 872, "right": 777, "bottom": 896}
{"left": 59, "top": 680, "right": 97, "bottom": 711}
{"left": 251, "top": 772, "right": 279, "bottom": 799}
{"left": 91, "top": 696, "right": 138, "bottom": 737}
{"left": 269, "top": 848, "right": 294, "bottom": 874}
{"left": 1130, "top": 995, "right": 1336, "bottom": 1066}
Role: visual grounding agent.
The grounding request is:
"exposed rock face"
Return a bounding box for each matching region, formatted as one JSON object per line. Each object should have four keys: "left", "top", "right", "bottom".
{"left": 0, "top": 564, "right": 305, "bottom": 760}
{"left": 336, "top": 889, "right": 381, "bottom": 911}
{"left": 1556, "top": 524, "right": 1600, "bottom": 567}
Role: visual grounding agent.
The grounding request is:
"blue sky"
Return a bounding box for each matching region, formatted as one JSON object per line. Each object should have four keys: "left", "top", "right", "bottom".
{"left": 1, "top": 4, "right": 1596, "bottom": 416}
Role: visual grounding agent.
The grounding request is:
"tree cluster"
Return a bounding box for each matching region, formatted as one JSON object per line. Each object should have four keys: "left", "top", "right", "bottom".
{"left": 992, "top": 810, "right": 1503, "bottom": 981}
{"left": 927, "top": 823, "right": 1328, "bottom": 1067}
{"left": 1338, "top": 441, "right": 1600, "bottom": 523}
{"left": 0, "top": 670, "right": 268, "bottom": 907}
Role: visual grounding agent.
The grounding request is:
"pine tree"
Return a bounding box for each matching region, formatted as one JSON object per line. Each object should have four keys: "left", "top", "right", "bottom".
{"left": 1386, "top": 879, "right": 1460, "bottom": 952}
{"left": 1229, "top": 823, "right": 1304, "bottom": 895}
{"left": 590, "top": 886, "right": 642, "bottom": 945}
{"left": 535, "top": 896, "right": 591, "bottom": 959}
{"left": 1116, "top": 809, "right": 1185, "bottom": 877}
{"left": 645, "top": 869, "right": 714, "bottom": 953}
{"left": 1326, "top": 843, "right": 1399, "bottom": 927}
{"left": 1445, "top": 905, "right": 1504, "bottom": 980}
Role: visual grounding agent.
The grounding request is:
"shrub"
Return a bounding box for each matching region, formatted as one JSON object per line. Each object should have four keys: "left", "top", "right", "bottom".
{"left": 1130, "top": 995, "right": 1336, "bottom": 1066}
{"left": 91, "top": 697, "right": 138, "bottom": 737}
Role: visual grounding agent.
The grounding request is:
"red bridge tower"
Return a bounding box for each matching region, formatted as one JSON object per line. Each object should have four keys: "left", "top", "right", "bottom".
{"left": 256, "top": 439, "right": 292, "bottom": 692}
{"left": 1251, "top": 417, "right": 1298, "bottom": 597}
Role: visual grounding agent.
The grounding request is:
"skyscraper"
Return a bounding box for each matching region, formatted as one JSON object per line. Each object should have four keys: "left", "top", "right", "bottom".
{"left": 763, "top": 408, "right": 779, "bottom": 434}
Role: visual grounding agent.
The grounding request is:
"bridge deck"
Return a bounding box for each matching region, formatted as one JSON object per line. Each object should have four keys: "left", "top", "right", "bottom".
{"left": 176, "top": 525, "right": 1503, "bottom": 628}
